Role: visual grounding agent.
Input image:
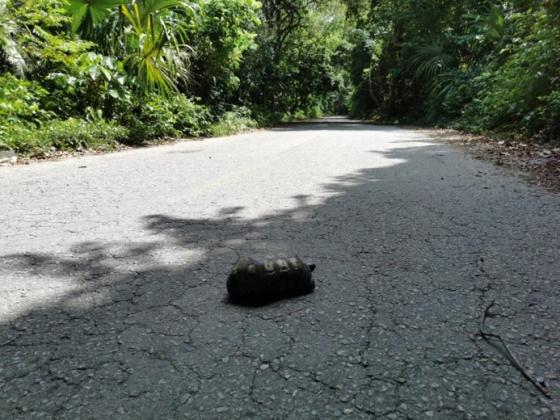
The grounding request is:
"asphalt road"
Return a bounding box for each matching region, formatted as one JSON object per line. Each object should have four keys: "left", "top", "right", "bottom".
{"left": 1, "top": 119, "right": 559, "bottom": 419}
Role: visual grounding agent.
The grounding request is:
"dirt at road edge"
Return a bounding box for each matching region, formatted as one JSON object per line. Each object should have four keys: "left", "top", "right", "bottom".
{"left": 412, "top": 127, "right": 560, "bottom": 192}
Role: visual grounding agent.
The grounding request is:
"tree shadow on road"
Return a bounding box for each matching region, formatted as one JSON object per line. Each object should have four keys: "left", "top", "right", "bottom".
{"left": 271, "top": 121, "right": 401, "bottom": 132}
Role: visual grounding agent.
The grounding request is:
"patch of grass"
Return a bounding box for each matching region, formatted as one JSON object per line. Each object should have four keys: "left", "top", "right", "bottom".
{"left": 209, "top": 107, "right": 257, "bottom": 136}
{"left": 1, "top": 118, "right": 129, "bottom": 156}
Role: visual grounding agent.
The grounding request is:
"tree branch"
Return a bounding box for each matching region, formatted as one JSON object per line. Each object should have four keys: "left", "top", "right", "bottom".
{"left": 479, "top": 300, "right": 551, "bottom": 399}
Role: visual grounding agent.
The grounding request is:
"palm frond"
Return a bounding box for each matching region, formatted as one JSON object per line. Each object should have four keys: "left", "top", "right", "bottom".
{"left": 67, "top": 0, "right": 125, "bottom": 36}
{"left": 0, "top": 0, "right": 26, "bottom": 75}
{"left": 407, "top": 42, "right": 452, "bottom": 82}
{"left": 120, "top": 1, "right": 192, "bottom": 96}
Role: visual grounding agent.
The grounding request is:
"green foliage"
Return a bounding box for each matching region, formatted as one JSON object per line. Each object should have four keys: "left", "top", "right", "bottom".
{"left": 43, "top": 51, "right": 131, "bottom": 118}
{"left": 190, "top": 0, "right": 260, "bottom": 103}
{"left": 239, "top": 0, "right": 350, "bottom": 115}
{"left": 4, "top": 0, "right": 557, "bottom": 159}
{"left": 2, "top": 118, "right": 128, "bottom": 155}
{"left": 67, "top": 0, "right": 194, "bottom": 95}
{"left": 346, "top": 0, "right": 560, "bottom": 140}
{"left": 0, "top": 73, "right": 51, "bottom": 127}
{"left": 118, "top": 0, "right": 193, "bottom": 95}
{"left": 67, "top": 0, "right": 124, "bottom": 35}
{"left": 209, "top": 106, "right": 257, "bottom": 136}
{"left": 122, "top": 94, "right": 212, "bottom": 141}
{"left": 0, "top": 0, "right": 26, "bottom": 75}
{"left": 9, "top": 0, "right": 108, "bottom": 118}
{"left": 13, "top": 0, "right": 94, "bottom": 72}
{"left": 538, "top": 90, "right": 560, "bottom": 139}
{"left": 461, "top": 7, "right": 560, "bottom": 137}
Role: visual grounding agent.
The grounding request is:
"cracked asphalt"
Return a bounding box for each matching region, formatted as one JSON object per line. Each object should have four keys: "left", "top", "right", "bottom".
{"left": 1, "top": 119, "right": 559, "bottom": 419}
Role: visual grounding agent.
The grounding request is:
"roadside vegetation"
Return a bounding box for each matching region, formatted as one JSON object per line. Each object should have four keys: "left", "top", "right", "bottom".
{"left": 0, "top": 0, "right": 558, "bottom": 157}
{"left": 347, "top": 0, "right": 560, "bottom": 142}
{"left": 0, "top": 0, "right": 349, "bottom": 156}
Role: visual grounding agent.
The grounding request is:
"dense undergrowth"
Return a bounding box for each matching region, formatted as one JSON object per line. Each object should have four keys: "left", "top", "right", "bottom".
{"left": 347, "top": 0, "right": 560, "bottom": 142}
{"left": 0, "top": 0, "right": 348, "bottom": 156}
{"left": 0, "top": 0, "right": 558, "bottom": 157}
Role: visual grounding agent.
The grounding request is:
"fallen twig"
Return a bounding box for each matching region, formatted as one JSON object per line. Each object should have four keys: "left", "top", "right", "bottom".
{"left": 479, "top": 300, "right": 551, "bottom": 399}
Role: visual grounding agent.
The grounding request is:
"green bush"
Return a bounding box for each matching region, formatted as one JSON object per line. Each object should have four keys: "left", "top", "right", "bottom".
{"left": 42, "top": 52, "right": 132, "bottom": 119}
{"left": 534, "top": 90, "right": 560, "bottom": 139}
{"left": 308, "top": 105, "right": 323, "bottom": 119}
{"left": 346, "top": 1, "right": 560, "bottom": 141}
{"left": 0, "top": 73, "right": 51, "bottom": 127}
{"left": 460, "top": 20, "right": 559, "bottom": 138}
{"left": 123, "top": 94, "right": 212, "bottom": 142}
{"left": 1, "top": 118, "right": 128, "bottom": 156}
{"left": 209, "top": 106, "right": 257, "bottom": 136}
{"left": 249, "top": 107, "right": 286, "bottom": 127}
{"left": 171, "top": 96, "right": 213, "bottom": 137}
{"left": 291, "top": 105, "right": 323, "bottom": 121}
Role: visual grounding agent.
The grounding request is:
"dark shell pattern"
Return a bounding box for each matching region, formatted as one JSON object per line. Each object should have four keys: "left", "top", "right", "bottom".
{"left": 227, "top": 255, "right": 315, "bottom": 302}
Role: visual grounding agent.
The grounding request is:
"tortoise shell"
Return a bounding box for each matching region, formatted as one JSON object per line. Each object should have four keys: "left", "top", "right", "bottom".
{"left": 227, "top": 255, "right": 315, "bottom": 303}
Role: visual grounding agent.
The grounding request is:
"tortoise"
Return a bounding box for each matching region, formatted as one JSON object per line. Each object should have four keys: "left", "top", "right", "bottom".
{"left": 227, "top": 255, "right": 316, "bottom": 303}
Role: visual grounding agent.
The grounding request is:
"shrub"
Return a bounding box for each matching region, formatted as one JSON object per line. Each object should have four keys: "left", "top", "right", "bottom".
{"left": 122, "top": 94, "right": 212, "bottom": 142}
{"left": 249, "top": 106, "right": 285, "bottom": 127}
{"left": 0, "top": 73, "right": 51, "bottom": 127}
{"left": 1, "top": 118, "right": 128, "bottom": 156}
{"left": 291, "top": 105, "right": 324, "bottom": 121}
{"left": 537, "top": 90, "right": 560, "bottom": 139}
{"left": 171, "top": 96, "right": 213, "bottom": 137}
{"left": 308, "top": 105, "right": 323, "bottom": 119}
{"left": 209, "top": 106, "right": 257, "bottom": 136}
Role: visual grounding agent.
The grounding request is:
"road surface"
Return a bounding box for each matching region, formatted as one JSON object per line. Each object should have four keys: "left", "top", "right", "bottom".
{"left": 1, "top": 120, "right": 559, "bottom": 418}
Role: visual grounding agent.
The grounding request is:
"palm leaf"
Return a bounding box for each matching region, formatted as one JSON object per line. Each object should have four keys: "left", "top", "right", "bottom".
{"left": 407, "top": 42, "right": 453, "bottom": 82}
{"left": 67, "top": 0, "right": 125, "bottom": 35}
{"left": 0, "top": 0, "right": 26, "bottom": 75}
{"left": 118, "top": 0, "right": 192, "bottom": 95}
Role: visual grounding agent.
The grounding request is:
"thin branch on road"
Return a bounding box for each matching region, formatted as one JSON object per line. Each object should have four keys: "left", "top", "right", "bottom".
{"left": 479, "top": 300, "right": 551, "bottom": 399}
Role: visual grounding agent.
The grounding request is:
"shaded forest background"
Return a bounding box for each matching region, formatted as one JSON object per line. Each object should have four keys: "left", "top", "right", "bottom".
{"left": 1, "top": 0, "right": 559, "bottom": 156}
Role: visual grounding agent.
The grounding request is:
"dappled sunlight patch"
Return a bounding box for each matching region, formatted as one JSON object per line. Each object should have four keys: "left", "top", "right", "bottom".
{"left": 0, "top": 239, "right": 209, "bottom": 322}
{"left": 62, "top": 287, "right": 111, "bottom": 312}
{"left": 0, "top": 274, "right": 84, "bottom": 321}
